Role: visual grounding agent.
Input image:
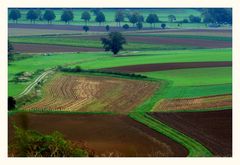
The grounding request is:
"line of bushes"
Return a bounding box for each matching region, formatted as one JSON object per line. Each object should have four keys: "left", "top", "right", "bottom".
{"left": 57, "top": 65, "right": 147, "bottom": 79}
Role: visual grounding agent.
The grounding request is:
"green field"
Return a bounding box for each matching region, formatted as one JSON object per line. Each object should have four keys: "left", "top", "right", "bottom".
{"left": 142, "top": 67, "right": 231, "bottom": 86}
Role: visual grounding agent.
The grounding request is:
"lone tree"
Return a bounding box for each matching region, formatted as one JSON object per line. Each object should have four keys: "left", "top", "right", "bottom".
{"left": 26, "top": 9, "right": 38, "bottom": 23}
{"left": 95, "top": 11, "right": 105, "bottom": 26}
{"left": 115, "top": 10, "right": 124, "bottom": 27}
{"left": 122, "top": 24, "right": 129, "bottom": 30}
{"left": 146, "top": 14, "right": 159, "bottom": 28}
{"left": 101, "top": 32, "right": 126, "bottom": 55}
{"left": 168, "top": 15, "right": 176, "bottom": 23}
{"left": 8, "top": 41, "right": 14, "bottom": 61}
{"left": 83, "top": 25, "right": 89, "bottom": 32}
{"left": 81, "top": 11, "right": 91, "bottom": 25}
{"left": 43, "top": 10, "right": 56, "bottom": 24}
{"left": 61, "top": 10, "right": 74, "bottom": 24}
{"left": 161, "top": 23, "right": 166, "bottom": 29}
{"left": 105, "top": 25, "right": 110, "bottom": 31}
{"left": 9, "top": 9, "right": 21, "bottom": 23}
{"left": 8, "top": 96, "right": 16, "bottom": 110}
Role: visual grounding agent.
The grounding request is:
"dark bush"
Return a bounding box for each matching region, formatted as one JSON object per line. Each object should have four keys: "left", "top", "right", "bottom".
{"left": 8, "top": 97, "right": 16, "bottom": 110}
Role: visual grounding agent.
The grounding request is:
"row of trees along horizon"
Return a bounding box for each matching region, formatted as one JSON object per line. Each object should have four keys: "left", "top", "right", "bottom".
{"left": 9, "top": 9, "right": 232, "bottom": 28}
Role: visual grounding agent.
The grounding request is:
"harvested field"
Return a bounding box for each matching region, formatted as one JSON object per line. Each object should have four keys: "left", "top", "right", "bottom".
{"left": 151, "top": 110, "right": 232, "bottom": 156}
{"left": 154, "top": 94, "right": 232, "bottom": 112}
{"left": 23, "top": 74, "right": 158, "bottom": 113}
{"left": 13, "top": 43, "right": 102, "bottom": 53}
{"left": 102, "top": 62, "right": 232, "bottom": 73}
{"left": 8, "top": 113, "right": 188, "bottom": 157}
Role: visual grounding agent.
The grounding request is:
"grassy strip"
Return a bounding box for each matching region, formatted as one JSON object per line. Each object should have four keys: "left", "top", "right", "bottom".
{"left": 130, "top": 79, "right": 213, "bottom": 156}
{"left": 8, "top": 109, "right": 115, "bottom": 116}
{"left": 129, "top": 112, "right": 213, "bottom": 157}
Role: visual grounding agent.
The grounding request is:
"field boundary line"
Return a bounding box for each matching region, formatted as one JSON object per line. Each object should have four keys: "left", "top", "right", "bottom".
{"left": 129, "top": 112, "right": 213, "bottom": 157}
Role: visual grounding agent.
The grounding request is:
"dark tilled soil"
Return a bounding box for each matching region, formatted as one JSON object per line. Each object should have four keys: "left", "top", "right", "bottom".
{"left": 151, "top": 110, "right": 232, "bottom": 157}
{"left": 102, "top": 61, "right": 232, "bottom": 73}
{"left": 8, "top": 113, "right": 188, "bottom": 157}
{"left": 126, "top": 36, "right": 231, "bottom": 48}
{"left": 13, "top": 43, "right": 102, "bottom": 53}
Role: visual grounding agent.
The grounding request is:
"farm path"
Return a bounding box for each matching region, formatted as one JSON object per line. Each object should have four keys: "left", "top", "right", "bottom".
{"left": 18, "top": 70, "right": 54, "bottom": 97}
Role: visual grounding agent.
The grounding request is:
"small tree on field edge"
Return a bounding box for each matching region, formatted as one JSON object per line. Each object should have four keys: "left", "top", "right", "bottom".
{"left": 122, "top": 24, "right": 129, "bottom": 30}
{"left": 161, "top": 23, "right": 166, "bottom": 29}
{"left": 83, "top": 25, "right": 89, "bottom": 32}
{"left": 105, "top": 25, "right": 110, "bottom": 32}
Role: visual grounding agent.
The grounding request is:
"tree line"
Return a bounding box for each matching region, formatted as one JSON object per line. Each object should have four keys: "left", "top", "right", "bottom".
{"left": 8, "top": 9, "right": 232, "bottom": 27}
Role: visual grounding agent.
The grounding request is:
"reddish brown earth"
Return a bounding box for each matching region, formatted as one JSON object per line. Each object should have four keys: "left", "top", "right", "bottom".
{"left": 8, "top": 113, "right": 188, "bottom": 157}
{"left": 154, "top": 94, "right": 232, "bottom": 112}
{"left": 102, "top": 61, "right": 232, "bottom": 73}
{"left": 151, "top": 110, "right": 232, "bottom": 157}
{"left": 126, "top": 36, "right": 231, "bottom": 48}
{"left": 13, "top": 43, "right": 102, "bottom": 53}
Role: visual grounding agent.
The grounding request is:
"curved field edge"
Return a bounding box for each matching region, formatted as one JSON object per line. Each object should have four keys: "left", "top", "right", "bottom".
{"left": 128, "top": 112, "right": 212, "bottom": 157}
{"left": 129, "top": 79, "right": 213, "bottom": 156}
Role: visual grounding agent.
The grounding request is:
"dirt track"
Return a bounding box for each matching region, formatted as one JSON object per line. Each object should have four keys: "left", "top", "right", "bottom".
{"left": 102, "top": 61, "right": 232, "bottom": 73}
{"left": 8, "top": 113, "right": 188, "bottom": 157}
{"left": 151, "top": 110, "right": 232, "bottom": 156}
{"left": 13, "top": 43, "right": 102, "bottom": 53}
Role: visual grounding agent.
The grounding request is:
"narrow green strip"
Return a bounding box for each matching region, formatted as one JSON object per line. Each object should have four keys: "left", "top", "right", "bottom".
{"left": 129, "top": 112, "right": 213, "bottom": 157}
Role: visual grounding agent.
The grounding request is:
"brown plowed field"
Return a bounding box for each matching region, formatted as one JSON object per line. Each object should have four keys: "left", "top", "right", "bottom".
{"left": 8, "top": 113, "right": 188, "bottom": 157}
{"left": 23, "top": 75, "right": 158, "bottom": 113}
{"left": 102, "top": 62, "right": 232, "bottom": 73}
{"left": 154, "top": 94, "right": 232, "bottom": 112}
{"left": 13, "top": 43, "right": 102, "bottom": 53}
{"left": 151, "top": 110, "right": 232, "bottom": 156}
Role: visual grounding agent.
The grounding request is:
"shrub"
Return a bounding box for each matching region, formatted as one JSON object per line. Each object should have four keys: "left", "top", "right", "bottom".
{"left": 122, "top": 24, "right": 129, "bottom": 30}
{"left": 83, "top": 25, "right": 89, "bottom": 32}
{"left": 9, "top": 126, "right": 88, "bottom": 157}
{"left": 8, "top": 97, "right": 16, "bottom": 110}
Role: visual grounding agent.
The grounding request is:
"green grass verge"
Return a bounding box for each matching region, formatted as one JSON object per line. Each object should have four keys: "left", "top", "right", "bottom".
{"left": 129, "top": 112, "right": 213, "bottom": 157}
